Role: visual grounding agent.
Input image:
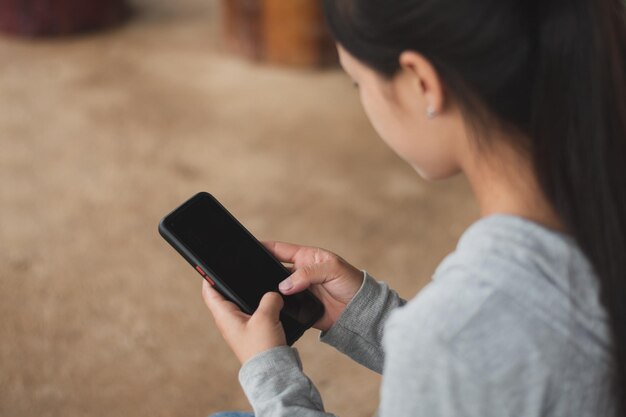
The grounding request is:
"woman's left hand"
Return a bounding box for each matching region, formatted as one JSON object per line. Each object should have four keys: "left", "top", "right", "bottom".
{"left": 201, "top": 280, "right": 287, "bottom": 364}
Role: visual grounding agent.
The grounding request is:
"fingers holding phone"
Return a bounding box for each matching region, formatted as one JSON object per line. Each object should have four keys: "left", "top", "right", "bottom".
{"left": 262, "top": 241, "right": 365, "bottom": 332}
{"left": 202, "top": 281, "right": 287, "bottom": 364}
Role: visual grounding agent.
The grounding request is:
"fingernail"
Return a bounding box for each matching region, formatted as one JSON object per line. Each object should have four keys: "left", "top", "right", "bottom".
{"left": 279, "top": 277, "right": 293, "bottom": 292}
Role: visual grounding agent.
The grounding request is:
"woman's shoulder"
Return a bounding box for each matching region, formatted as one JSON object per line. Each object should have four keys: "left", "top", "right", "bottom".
{"left": 384, "top": 214, "right": 610, "bottom": 369}
{"left": 381, "top": 215, "right": 612, "bottom": 414}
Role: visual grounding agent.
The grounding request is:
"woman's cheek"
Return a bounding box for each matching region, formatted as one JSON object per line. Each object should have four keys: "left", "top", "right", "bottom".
{"left": 360, "top": 89, "right": 408, "bottom": 155}
{"left": 359, "top": 86, "right": 463, "bottom": 181}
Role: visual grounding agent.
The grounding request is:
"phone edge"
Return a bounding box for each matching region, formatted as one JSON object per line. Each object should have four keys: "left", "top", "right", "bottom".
{"left": 158, "top": 192, "right": 324, "bottom": 345}
{"left": 158, "top": 194, "right": 254, "bottom": 314}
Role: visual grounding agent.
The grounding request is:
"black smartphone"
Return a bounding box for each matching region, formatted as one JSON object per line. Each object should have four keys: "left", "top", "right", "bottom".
{"left": 158, "top": 192, "right": 325, "bottom": 345}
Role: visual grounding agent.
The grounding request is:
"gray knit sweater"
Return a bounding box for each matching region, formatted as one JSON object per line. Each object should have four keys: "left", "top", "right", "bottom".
{"left": 238, "top": 215, "right": 613, "bottom": 416}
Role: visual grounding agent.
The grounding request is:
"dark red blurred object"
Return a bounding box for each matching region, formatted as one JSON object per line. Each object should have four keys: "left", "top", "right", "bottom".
{"left": 0, "top": 0, "right": 130, "bottom": 36}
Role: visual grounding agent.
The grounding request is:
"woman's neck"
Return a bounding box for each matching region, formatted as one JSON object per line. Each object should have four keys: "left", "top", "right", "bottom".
{"left": 461, "top": 133, "right": 566, "bottom": 233}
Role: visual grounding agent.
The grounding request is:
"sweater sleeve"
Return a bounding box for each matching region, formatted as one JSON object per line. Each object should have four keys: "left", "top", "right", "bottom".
{"left": 319, "top": 271, "right": 406, "bottom": 374}
{"left": 239, "top": 346, "right": 338, "bottom": 417}
{"left": 238, "top": 272, "right": 405, "bottom": 416}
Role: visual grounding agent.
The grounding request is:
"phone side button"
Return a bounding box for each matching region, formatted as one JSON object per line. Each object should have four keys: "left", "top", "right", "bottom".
{"left": 195, "top": 266, "right": 215, "bottom": 286}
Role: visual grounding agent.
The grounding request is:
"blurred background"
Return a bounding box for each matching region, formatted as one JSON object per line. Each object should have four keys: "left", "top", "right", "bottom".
{"left": 0, "top": 1, "right": 478, "bottom": 416}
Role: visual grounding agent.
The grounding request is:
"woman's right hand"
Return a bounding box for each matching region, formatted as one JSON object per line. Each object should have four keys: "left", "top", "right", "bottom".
{"left": 263, "top": 241, "right": 365, "bottom": 332}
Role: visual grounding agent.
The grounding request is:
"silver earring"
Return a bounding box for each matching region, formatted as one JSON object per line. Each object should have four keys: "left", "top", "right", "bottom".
{"left": 426, "top": 105, "right": 437, "bottom": 119}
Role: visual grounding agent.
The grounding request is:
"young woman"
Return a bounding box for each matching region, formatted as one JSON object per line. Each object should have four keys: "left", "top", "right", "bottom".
{"left": 203, "top": 0, "right": 626, "bottom": 415}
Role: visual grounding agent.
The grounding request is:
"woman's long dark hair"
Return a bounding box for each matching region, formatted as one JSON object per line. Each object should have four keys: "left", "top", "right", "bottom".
{"left": 323, "top": 0, "right": 626, "bottom": 414}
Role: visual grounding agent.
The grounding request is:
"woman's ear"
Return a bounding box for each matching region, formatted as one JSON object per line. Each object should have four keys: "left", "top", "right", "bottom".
{"left": 398, "top": 51, "right": 445, "bottom": 117}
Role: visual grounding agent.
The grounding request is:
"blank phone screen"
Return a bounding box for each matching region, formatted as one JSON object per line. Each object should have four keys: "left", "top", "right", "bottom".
{"left": 164, "top": 193, "right": 321, "bottom": 326}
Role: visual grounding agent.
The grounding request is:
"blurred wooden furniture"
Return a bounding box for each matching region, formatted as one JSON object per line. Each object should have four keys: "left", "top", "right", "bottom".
{"left": 0, "top": 0, "right": 130, "bottom": 36}
{"left": 222, "top": 0, "right": 337, "bottom": 67}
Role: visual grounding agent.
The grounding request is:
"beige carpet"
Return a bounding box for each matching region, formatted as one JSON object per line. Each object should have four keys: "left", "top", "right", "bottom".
{"left": 0, "top": 1, "right": 478, "bottom": 416}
